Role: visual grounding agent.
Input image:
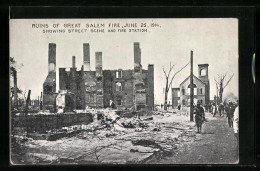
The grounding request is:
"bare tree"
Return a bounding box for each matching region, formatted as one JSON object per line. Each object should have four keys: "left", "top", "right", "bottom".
{"left": 163, "top": 62, "right": 189, "bottom": 110}
{"left": 10, "top": 57, "right": 23, "bottom": 110}
{"left": 214, "top": 73, "right": 234, "bottom": 104}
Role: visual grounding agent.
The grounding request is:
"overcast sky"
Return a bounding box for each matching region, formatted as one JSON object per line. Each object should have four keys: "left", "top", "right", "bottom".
{"left": 10, "top": 19, "right": 238, "bottom": 104}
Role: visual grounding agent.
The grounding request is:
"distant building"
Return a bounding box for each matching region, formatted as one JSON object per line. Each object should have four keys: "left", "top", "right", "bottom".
{"left": 43, "top": 43, "right": 154, "bottom": 112}
{"left": 172, "top": 64, "right": 210, "bottom": 107}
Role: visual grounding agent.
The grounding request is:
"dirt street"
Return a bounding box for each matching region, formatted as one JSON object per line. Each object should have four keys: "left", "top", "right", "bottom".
{"left": 146, "top": 112, "right": 239, "bottom": 164}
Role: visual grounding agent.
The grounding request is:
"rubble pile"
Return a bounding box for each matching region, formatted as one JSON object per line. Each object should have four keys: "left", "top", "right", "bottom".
{"left": 11, "top": 109, "right": 198, "bottom": 164}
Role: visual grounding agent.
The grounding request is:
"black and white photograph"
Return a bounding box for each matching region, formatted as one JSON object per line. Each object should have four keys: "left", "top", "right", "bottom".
{"left": 10, "top": 18, "right": 239, "bottom": 165}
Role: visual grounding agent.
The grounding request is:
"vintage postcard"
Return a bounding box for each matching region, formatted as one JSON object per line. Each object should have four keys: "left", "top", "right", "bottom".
{"left": 10, "top": 18, "right": 239, "bottom": 164}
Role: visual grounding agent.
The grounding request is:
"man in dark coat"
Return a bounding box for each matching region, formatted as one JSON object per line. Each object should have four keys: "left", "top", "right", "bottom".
{"left": 177, "top": 104, "right": 181, "bottom": 110}
{"left": 194, "top": 101, "right": 205, "bottom": 133}
{"left": 218, "top": 103, "right": 224, "bottom": 117}
{"left": 226, "top": 101, "right": 235, "bottom": 128}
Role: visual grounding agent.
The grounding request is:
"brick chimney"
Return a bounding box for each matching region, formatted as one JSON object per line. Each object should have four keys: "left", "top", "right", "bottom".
{"left": 134, "top": 42, "right": 142, "bottom": 72}
{"left": 95, "top": 52, "right": 102, "bottom": 77}
{"left": 134, "top": 42, "right": 141, "bottom": 64}
{"left": 48, "top": 43, "right": 56, "bottom": 73}
{"left": 95, "top": 52, "right": 102, "bottom": 68}
{"left": 83, "top": 43, "right": 90, "bottom": 71}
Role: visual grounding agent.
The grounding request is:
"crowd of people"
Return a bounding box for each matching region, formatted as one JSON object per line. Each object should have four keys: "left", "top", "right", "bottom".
{"left": 193, "top": 100, "right": 239, "bottom": 140}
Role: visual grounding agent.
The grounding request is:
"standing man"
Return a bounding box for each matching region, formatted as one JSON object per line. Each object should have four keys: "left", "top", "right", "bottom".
{"left": 227, "top": 101, "right": 235, "bottom": 128}
{"left": 194, "top": 101, "right": 205, "bottom": 133}
{"left": 218, "top": 103, "right": 223, "bottom": 117}
{"left": 213, "top": 103, "right": 217, "bottom": 117}
{"left": 233, "top": 100, "right": 239, "bottom": 141}
{"left": 177, "top": 104, "right": 181, "bottom": 110}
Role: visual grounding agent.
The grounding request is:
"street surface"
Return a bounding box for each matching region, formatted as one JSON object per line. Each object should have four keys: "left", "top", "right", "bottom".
{"left": 146, "top": 112, "right": 239, "bottom": 164}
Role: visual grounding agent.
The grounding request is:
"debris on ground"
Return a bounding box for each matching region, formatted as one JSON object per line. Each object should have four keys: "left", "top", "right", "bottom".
{"left": 11, "top": 108, "right": 199, "bottom": 164}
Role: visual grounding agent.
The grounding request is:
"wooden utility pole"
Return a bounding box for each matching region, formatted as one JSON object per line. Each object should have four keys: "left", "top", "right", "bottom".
{"left": 190, "top": 51, "right": 194, "bottom": 122}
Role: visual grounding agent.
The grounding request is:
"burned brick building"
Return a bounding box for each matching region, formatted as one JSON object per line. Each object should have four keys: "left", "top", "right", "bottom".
{"left": 172, "top": 64, "right": 210, "bottom": 107}
{"left": 43, "top": 42, "right": 154, "bottom": 112}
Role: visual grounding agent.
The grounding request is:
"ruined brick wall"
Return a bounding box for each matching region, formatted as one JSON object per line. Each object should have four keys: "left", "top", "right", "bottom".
{"left": 95, "top": 52, "right": 103, "bottom": 108}
{"left": 111, "top": 70, "right": 134, "bottom": 109}
{"left": 147, "top": 64, "right": 154, "bottom": 110}
{"left": 59, "top": 68, "right": 70, "bottom": 90}
{"left": 80, "top": 67, "right": 86, "bottom": 109}
{"left": 59, "top": 68, "right": 86, "bottom": 110}
{"left": 74, "top": 69, "right": 86, "bottom": 109}
{"left": 43, "top": 93, "right": 58, "bottom": 112}
{"left": 13, "top": 113, "right": 93, "bottom": 133}
{"left": 83, "top": 71, "right": 97, "bottom": 108}
{"left": 133, "top": 69, "right": 147, "bottom": 110}
{"left": 59, "top": 67, "right": 153, "bottom": 110}
{"left": 43, "top": 73, "right": 56, "bottom": 111}
{"left": 56, "top": 43, "right": 155, "bottom": 111}
{"left": 103, "top": 70, "right": 113, "bottom": 108}
{"left": 69, "top": 68, "right": 77, "bottom": 109}
{"left": 123, "top": 70, "right": 134, "bottom": 108}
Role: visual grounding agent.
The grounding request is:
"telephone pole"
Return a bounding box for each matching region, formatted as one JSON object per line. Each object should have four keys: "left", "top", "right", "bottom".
{"left": 190, "top": 51, "right": 194, "bottom": 121}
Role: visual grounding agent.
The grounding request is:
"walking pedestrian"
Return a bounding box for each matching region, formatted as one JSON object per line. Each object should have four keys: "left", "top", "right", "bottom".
{"left": 218, "top": 103, "right": 223, "bottom": 117}
{"left": 233, "top": 100, "right": 239, "bottom": 142}
{"left": 227, "top": 101, "right": 235, "bottom": 128}
{"left": 177, "top": 104, "right": 181, "bottom": 110}
{"left": 224, "top": 101, "right": 229, "bottom": 116}
{"left": 194, "top": 101, "right": 205, "bottom": 133}
{"left": 213, "top": 103, "right": 217, "bottom": 117}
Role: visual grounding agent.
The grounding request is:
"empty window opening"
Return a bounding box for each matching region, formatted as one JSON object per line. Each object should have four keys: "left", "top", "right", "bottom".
{"left": 117, "top": 99, "right": 122, "bottom": 105}
{"left": 116, "top": 70, "right": 122, "bottom": 78}
{"left": 116, "top": 82, "right": 122, "bottom": 91}
{"left": 200, "top": 69, "right": 207, "bottom": 76}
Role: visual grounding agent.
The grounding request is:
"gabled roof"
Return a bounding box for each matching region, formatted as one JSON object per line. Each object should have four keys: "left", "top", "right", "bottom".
{"left": 179, "top": 74, "right": 205, "bottom": 87}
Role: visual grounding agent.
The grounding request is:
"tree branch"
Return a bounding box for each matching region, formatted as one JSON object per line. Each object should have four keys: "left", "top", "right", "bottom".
{"left": 221, "top": 73, "right": 227, "bottom": 82}
{"left": 168, "top": 62, "right": 189, "bottom": 86}
{"left": 214, "top": 77, "right": 220, "bottom": 85}
{"left": 163, "top": 67, "right": 168, "bottom": 79}
{"left": 167, "top": 63, "right": 175, "bottom": 79}
{"left": 223, "top": 74, "right": 234, "bottom": 89}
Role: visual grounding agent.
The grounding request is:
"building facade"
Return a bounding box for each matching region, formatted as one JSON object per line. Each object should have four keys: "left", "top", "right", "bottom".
{"left": 43, "top": 43, "right": 154, "bottom": 112}
{"left": 172, "top": 64, "right": 210, "bottom": 107}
